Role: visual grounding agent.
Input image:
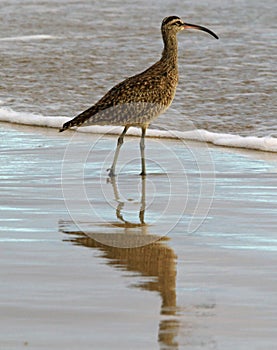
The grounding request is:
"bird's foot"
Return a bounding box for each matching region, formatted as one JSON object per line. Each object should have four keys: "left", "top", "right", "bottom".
{"left": 140, "top": 171, "right": 146, "bottom": 177}
{"left": 107, "top": 168, "right": 116, "bottom": 178}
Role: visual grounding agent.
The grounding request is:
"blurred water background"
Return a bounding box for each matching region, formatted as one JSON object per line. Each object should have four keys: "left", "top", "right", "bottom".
{"left": 0, "top": 0, "right": 276, "bottom": 139}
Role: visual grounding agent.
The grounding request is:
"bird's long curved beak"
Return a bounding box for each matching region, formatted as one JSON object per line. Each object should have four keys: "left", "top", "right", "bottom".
{"left": 182, "top": 22, "right": 219, "bottom": 39}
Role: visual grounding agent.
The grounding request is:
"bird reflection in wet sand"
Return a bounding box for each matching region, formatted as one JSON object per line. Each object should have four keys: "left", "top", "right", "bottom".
{"left": 108, "top": 175, "right": 146, "bottom": 228}
{"left": 60, "top": 175, "right": 180, "bottom": 349}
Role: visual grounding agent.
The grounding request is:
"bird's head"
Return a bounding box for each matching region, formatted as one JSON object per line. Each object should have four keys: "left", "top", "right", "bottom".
{"left": 162, "top": 16, "right": 218, "bottom": 39}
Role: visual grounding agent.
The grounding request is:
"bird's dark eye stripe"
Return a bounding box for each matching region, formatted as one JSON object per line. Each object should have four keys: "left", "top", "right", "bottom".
{"left": 174, "top": 21, "right": 183, "bottom": 26}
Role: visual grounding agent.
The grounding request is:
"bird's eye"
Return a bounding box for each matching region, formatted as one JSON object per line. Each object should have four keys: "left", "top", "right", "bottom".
{"left": 174, "top": 21, "right": 183, "bottom": 26}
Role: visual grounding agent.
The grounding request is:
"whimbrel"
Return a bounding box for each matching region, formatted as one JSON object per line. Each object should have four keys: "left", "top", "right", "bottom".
{"left": 60, "top": 16, "right": 218, "bottom": 176}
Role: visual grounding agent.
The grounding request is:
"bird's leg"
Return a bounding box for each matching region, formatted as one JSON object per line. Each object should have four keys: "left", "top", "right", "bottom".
{"left": 139, "top": 175, "right": 146, "bottom": 224}
{"left": 108, "top": 126, "right": 129, "bottom": 177}
{"left": 140, "top": 126, "right": 147, "bottom": 176}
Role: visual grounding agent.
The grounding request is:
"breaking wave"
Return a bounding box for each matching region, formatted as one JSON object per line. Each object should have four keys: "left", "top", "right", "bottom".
{"left": 0, "top": 107, "right": 276, "bottom": 153}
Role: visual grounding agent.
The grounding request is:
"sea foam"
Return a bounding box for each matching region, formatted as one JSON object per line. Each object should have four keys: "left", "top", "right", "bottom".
{"left": 0, "top": 107, "right": 276, "bottom": 153}
{"left": 0, "top": 35, "right": 61, "bottom": 42}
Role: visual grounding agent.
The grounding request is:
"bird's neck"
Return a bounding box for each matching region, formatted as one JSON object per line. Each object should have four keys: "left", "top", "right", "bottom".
{"left": 161, "top": 31, "right": 178, "bottom": 67}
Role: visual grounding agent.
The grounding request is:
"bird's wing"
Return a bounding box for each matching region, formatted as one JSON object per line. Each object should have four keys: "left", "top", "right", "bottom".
{"left": 60, "top": 66, "right": 167, "bottom": 131}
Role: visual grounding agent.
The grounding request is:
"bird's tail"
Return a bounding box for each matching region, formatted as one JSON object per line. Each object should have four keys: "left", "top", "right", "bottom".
{"left": 59, "top": 120, "right": 73, "bottom": 132}
{"left": 59, "top": 105, "right": 99, "bottom": 132}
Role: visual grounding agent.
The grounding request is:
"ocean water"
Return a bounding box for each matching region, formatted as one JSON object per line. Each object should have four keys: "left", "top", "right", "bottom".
{"left": 0, "top": 0, "right": 276, "bottom": 151}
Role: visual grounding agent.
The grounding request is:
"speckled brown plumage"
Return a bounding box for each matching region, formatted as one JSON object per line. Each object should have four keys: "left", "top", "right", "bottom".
{"left": 60, "top": 16, "right": 218, "bottom": 176}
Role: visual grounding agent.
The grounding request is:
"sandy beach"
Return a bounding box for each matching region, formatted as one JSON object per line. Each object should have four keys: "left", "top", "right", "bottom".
{"left": 1, "top": 123, "right": 277, "bottom": 349}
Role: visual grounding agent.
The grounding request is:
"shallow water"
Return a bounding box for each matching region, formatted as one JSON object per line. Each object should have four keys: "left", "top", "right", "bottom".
{"left": 1, "top": 125, "right": 277, "bottom": 349}
{"left": 0, "top": 0, "right": 276, "bottom": 137}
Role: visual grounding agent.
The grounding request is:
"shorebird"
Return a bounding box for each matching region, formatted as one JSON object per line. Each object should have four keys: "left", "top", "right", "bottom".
{"left": 60, "top": 16, "right": 218, "bottom": 176}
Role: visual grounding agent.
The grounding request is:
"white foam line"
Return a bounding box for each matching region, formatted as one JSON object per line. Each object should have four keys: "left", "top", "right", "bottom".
{"left": 0, "top": 108, "right": 276, "bottom": 153}
{"left": 0, "top": 108, "right": 66, "bottom": 128}
{"left": 0, "top": 34, "right": 62, "bottom": 41}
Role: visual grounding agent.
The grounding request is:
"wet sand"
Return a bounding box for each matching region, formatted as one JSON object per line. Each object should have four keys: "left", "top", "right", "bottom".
{"left": 1, "top": 123, "right": 277, "bottom": 349}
